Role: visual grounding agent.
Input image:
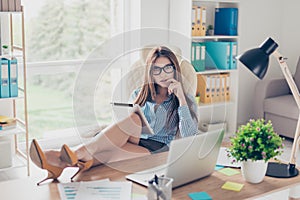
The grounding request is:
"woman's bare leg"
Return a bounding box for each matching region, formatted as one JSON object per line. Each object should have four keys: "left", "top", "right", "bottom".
{"left": 90, "top": 142, "right": 150, "bottom": 166}
{"left": 75, "top": 112, "right": 149, "bottom": 162}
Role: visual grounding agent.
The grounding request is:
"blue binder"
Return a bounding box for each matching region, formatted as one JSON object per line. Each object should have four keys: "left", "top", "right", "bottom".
{"left": 0, "top": 58, "right": 10, "bottom": 98}
{"left": 214, "top": 8, "right": 238, "bottom": 36}
{"left": 9, "top": 59, "right": 18, "bottom": 97}
{"left": 205, "top": 41, "right": 231, "bottom": 70}
{"left": 191, "top": 42, "right": 206, "bottom": 72}
{"left": 229, "top": 42, "right": 238, "bottom": 69}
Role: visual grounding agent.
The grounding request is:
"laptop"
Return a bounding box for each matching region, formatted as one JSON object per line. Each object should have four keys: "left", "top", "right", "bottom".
{"left": 126, "top": 129, "right": 224, "bottom": 188}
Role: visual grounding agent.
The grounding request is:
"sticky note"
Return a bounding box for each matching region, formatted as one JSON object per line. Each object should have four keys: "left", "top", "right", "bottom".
{"left": 218, "top": 168, "right": 240, "bottom": 176}
{"left": 188, "top": 191, "right": 212, "bottom": 200}
{"left": 221, "top": 181, "right": 244, "bottom": 192}
{"left": 215, "top": 165, "right": 224, "bottom": 171}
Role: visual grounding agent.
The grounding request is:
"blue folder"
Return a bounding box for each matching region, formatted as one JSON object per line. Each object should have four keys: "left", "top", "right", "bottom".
{"left": 214, "top": 8, "right": 238, "bottom": 36}
{"left": 229, "top": 42, "right": 238, "bottom": 69}
{"left": 9, "top": 59, "right": 18, "bottom": 97}
{"left": 0, "top": 58, "right": 10, "bottom": 98}
{"left": 205, "top": 42, "right": 230, "bottom": 70}
{"left": 191, "top": 42, "right": 206, "bottom": 72}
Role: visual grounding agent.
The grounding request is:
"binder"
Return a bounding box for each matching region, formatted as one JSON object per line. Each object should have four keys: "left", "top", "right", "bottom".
{"left": 205, "top": 41, "right": 238, "bottom": 70}
{"left": 8, "top": 0, "right": 15, "bottom": 11}
{"left": 15, "top": 0, "right": 22, "bottom": 12}
{"left": 191, "top": 6, "right": 197, "bottom": 36}
{"left": 196, "top": 74, "right": 211, "bottom": 104}
{"left": 0, "top": 59, "right": 10, "bottom": 98}
{"left": 205, "top": 41, "right": 230, "bottom": 70}
{"left": 214, "top": 8, "right": 238, "bottom": 36}
{"left": 229, "top": 42, "right": 238, "bottom": 69}
{"left": 215, "top": 74, "right": 221, "bottom": 101}
{"left": 224, "top": 73, "right": 230, "bottom": 101}
{"left": 191, "top": 42, "right": 196, "bottom": 67}
{"left": 197, "top": 73, "right": 230, "bottom": 104}
{"left": 194, "top": 42, "right": 205, "bottom": 72}
{"left": 220, "top": 73, "right": 226, "bottom": 101}
{"left": 9, "top": 59, "right": 18, "bottom": 97}
{"left": 196, "top": 6, "right": 206, "bottom": 36}
{"left": 1, "top": 0, "right": 9, "bottom": 11}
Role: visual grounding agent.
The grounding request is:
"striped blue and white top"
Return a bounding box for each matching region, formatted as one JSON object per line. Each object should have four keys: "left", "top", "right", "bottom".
{"left": 131, "top": 89, "right": 198, "bottom": 145}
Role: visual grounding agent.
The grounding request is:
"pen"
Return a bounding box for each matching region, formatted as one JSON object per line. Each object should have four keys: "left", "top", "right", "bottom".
{"left": 110, "top": 102, "right": 134, "bottom": 107}
{"left": 149, "top": 175, "right": 167, "bottom": 200}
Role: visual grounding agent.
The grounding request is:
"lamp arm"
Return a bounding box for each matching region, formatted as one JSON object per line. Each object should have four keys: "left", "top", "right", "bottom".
{"left": 273, "top": 50, "right": 300, "bottom": 165}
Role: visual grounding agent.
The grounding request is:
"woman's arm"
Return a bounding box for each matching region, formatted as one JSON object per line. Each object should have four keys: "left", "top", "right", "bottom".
{"left": 178, "top": 94, "right": 198, "bottom": 137}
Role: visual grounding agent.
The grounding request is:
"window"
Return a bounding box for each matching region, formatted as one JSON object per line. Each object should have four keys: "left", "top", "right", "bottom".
{"left": 20, "top": 0, "right": 123, "bottom": 140}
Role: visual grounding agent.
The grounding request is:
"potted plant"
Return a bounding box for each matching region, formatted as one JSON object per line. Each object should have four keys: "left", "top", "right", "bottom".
{"left": 228, "top": 118, "right": 284, "bottom": 183}
{"left": 206, "top": 25, "right": 214, "bottom": 36}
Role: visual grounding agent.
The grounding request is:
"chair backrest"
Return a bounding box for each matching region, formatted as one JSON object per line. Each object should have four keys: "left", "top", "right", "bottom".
{"left": 126, "top": 45, "right": 197, "bottom": 99}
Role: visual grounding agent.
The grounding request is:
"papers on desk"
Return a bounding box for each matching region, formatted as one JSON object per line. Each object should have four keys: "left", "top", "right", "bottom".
{"left": 217, "top": 147, "right": 241, "bottom": 168}
{"left": 58, "top": 179, "right": 132, "bottom": 200}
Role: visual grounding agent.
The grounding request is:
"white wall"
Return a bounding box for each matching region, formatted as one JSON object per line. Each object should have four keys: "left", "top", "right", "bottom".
{"left": 237, "top": 0, "right": 300, "bottom": 125}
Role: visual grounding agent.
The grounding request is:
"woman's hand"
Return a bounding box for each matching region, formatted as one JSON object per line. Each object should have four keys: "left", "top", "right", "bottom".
{"left": 167, "top": 79, "right": 187, "bottom": 105}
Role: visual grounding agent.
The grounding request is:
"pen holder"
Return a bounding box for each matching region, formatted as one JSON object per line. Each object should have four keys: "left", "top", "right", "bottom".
{"left": 147, "top": 176, "right": 173, "bottom": 200}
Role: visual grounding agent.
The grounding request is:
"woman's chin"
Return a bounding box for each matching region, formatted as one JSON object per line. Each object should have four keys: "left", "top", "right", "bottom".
{"left": 157, "top": 83, "right": 169, "bottom": 88}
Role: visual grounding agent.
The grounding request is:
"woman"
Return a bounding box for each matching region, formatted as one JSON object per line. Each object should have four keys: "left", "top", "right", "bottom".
{"left": 30, "top": 46, "right": 199, "bottom": 185}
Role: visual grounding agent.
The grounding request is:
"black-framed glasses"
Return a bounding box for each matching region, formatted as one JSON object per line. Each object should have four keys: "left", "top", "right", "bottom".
{"left": 152, "top": 64, "right": 175, "bottom": 75}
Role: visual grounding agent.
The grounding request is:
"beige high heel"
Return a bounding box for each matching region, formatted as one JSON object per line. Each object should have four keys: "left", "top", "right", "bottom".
{"left": 60, "top": 144, "right": 93, "bottom": 181}
{"left": 30, "top": 139, "right": 64, "bottom": 185}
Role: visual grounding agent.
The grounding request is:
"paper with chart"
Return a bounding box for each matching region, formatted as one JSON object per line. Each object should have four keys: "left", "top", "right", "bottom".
{"left": 75, "top": 181, "right": 132, "bottom": 200}
{"left": 58, "top": 179, "right": 110, "bottom": 200}
{"left": 58, "top": 179, "right": 138, "bottom": 200}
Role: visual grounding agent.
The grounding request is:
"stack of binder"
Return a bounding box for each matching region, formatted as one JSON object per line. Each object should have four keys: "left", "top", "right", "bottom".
{"left": 196, "top": 73, "right": 230, "bottom": 104}
{"left": 191, "top": 42, "right": 206, "bottom": 72}
{"left": 0, "top": 58, "right": 18, "bottom": 98}
{"left": 214, "top": 8, "right": 238, "bottom": 36}
{"left": 205, "top": 41, "right": 237, "bottom": 70}
{"left": 0, "top": 0, "right": 22, "bottom": 12}
{"left": 191, "top": 6, "right": 206, "bottom": 36}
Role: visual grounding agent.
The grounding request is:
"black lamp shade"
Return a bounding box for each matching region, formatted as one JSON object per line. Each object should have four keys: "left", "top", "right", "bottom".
{"left": 238, "top": 38, "right": 279, "bottom": 79}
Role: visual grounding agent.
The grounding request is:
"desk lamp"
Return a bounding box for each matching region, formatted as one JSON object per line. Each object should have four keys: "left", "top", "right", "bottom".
{"left": 237, "top": 37, "right": 300, "bottom": 178}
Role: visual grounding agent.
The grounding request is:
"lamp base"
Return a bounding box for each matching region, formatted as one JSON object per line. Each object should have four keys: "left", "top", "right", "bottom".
{"left": 266, "top": 162, "right": 298, "bottom": 178}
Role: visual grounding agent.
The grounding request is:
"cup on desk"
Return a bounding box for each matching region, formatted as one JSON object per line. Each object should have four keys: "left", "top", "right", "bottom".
{"left": 148, "top": 176, "right": 173, "bottom": 200}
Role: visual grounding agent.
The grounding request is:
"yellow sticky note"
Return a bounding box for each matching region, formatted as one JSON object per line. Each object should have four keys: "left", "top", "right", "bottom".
{"left": 218, "top": 168, "right": 240, "bottom": 176}
{"left": 221, "top": 181, "right": 244, "bottom": 192}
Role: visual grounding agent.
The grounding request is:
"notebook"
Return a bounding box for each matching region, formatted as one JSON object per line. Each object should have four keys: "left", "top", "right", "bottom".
{"left": 126, "top": 129, "right": 224, "bottom": 188}
{"left": 111, "top": 102, "right": 154, "bottom": 135}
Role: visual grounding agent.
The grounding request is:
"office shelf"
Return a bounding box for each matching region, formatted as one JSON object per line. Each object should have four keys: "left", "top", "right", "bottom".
{"left": 0, "top": 6, "right": 29, "bottom": 175}
{"left": 169, "top": 0, "right": 239, "bottom": 134}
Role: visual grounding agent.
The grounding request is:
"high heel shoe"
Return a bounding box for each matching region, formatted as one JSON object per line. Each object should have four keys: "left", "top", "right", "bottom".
{"left": 29, "top": 139, "right": 64, "bottom": 185}
{"left": 60, "top": 144, "right": 93, "bottom": 181}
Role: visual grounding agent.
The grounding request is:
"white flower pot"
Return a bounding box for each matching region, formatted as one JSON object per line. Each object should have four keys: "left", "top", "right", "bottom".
{"left": 241, "top": 160, "right": 268, "bottom": 184}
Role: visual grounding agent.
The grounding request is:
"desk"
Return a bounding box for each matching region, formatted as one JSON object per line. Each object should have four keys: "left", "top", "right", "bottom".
{"left": 2, "top": 152, "right": 300, "bottom": 200}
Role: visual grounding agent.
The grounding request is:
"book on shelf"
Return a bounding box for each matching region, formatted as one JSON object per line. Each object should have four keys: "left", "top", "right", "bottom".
{"left": 0, "top": 121, "right": 17, "bottom": 130}
{"left": 0, "top": 115, "right": 15, "bottom": 124}
{"left": 0, "top": 115, "right": 17, "bottom": 130}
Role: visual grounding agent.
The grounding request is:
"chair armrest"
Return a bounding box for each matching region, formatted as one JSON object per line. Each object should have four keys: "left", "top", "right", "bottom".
{"left": 253, "top": 78, "right": 290, "bottom": 119}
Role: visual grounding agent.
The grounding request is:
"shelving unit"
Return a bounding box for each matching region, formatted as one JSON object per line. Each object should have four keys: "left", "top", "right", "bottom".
{"left": 0, "top": 6, "right": 29, "bottom": 175}
{"left": 169, "top": 0, "right": 239, "bottom": 135}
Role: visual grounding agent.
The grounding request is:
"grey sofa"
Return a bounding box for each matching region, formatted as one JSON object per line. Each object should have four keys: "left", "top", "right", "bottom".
{"left": 253, "top": 57, "right": 300, "bottom": 139}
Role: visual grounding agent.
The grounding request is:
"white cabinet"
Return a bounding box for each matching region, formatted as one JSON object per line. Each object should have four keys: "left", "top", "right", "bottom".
{"left": 0, "top": 6, "right": 29, "bottom": 175}
{"left": 169, "top": 0, "right": 239, "bottom": 135}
